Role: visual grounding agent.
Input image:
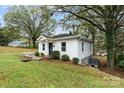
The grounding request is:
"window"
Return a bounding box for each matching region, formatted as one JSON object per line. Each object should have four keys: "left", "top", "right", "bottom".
{"left": 82, "top": 42, "right": 84, "bottom": 52}
{"left": 42, "top": 44, "right": 45, "bottom": 50}
{"left": 61, "top": 42, "right": 66, "bottom": 51}
{"left": 90, "top": 43, "right": 92, "bottom": 51}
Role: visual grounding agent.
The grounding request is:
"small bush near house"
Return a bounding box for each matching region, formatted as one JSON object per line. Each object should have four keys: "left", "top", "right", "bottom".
{"left": 72, "top": 57, "right": 79, "bottom": 64}
{"left": 41, "top": 52, "right": 44, "bottom": 56}
{"left": 35, "top": 51, "right": 39, "bottom": 56}
{"left": 117, "top": 60, "right": 124, "bottom": 68}
{"left": 61, "top": 54, "right": 70, "bottom": 61}
{"left": 51, "top": 51, "right": 60, "bottom": 59}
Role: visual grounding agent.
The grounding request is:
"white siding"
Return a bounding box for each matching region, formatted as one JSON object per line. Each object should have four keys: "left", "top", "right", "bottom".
{"left": 38, "top": 38, "right": 93, "bottom": 64}
{"left": 53, "top": 39, "right": 78, "bottom": 60}
{"left": 77, "top": 40, "right": 93, "bottom": 64}
{"left": 38, "top": 41, "right": 48, "bottom": 55}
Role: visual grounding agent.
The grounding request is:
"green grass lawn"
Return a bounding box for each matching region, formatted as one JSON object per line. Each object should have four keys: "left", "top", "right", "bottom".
{"left": 0, "top": 46, "right": 124, "bottom": 88}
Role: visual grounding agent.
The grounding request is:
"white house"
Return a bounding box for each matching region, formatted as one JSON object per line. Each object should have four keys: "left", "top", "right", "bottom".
{"left": 37, "top": 34, "right": 93, "bottom": 64}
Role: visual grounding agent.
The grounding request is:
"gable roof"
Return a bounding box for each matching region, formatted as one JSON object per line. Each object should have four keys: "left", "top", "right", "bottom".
{"left": 51, "top": 34, "right": 77, "bottom": 38}
{"left": 37, "top": 34, "right": 93, "bottom": 43}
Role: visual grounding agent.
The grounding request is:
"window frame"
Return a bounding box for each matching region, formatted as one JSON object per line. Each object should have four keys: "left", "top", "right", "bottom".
{"left": 82, "top": 42, "right": 84, "bottom": 52}
{"left": 61, "top": 42, "right": 66, "bottom": 52}
{"left": 42, "top": 44, "right": 45, "bottom": 50}
{"left": 90, "top": 43, "right": 92, "bottom": 51}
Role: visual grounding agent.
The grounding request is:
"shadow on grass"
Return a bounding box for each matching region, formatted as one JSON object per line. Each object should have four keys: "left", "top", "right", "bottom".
{"left": 99, "top": 66, "right": 124, "bottom": 79}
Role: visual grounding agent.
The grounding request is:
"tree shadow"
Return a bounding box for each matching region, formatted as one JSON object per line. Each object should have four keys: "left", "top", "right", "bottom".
{"left": 99, "top": 66, "right": 124, "bottom": 79}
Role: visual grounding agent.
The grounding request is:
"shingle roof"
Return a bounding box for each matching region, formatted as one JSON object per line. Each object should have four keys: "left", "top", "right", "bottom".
{"left": 42, "top": 34, "right": 51, "bottom": 38}
{"left": 41, "top": 34, "right": 93, "bottom": 43}
{"left": 42, "top": 33, "right": 77, "bottom": 38}
{"left": 51, "top": 34, "right": 77, "bottom": 38}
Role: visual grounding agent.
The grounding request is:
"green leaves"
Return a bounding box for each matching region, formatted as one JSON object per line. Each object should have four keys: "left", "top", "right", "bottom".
{"left": 4, "top": 6, "right": 56, "bottom": 47}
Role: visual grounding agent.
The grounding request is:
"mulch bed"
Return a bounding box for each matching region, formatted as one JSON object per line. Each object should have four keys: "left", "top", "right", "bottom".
{"left": 99, "top": 67, "right": 124, "bottom": 78}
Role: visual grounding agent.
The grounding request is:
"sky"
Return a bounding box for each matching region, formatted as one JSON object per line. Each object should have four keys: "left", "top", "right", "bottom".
{"left": 0, "top": 5, "right": 68, "bottom": 34}
{"left": 0, "top": 5, "right": 10, "bottom": 26}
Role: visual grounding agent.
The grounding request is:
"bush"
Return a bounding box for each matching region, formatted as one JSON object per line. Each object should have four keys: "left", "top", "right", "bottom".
{"left": 61, "top": 54, "right": 70, "bottom": 61}
{"left": 35, "top": 51, "right": 39, "bottom": 56}
{"left": 41, "top": 53, "right": 44, "bottom": 56}
{"left": 51, "top": 51, "right": 60, "bottom": 59}
{"left": 117, "top": 60, "right": 124, "bottom": 68}
{"left": 118, "top": 54, "right": 124, "bottom": 61}
{"left": 35, "top": 52, "right": 44, "bottom": 57}
{"left": 72, "top": 57, "right": 79, "bottom": 64}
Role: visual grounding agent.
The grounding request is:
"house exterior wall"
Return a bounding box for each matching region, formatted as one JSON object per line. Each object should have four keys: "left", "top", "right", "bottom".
{"left": 77, "top": 40, "right": 93, "bottom": 64}
{"left": 53, "top": 39, "right": 78, "bottom": 60}
{"left": 38, "top": 41, "right": 48, "bottom": 55}
{"left": 38, "top": 38, "right": 93, "bottom": 64}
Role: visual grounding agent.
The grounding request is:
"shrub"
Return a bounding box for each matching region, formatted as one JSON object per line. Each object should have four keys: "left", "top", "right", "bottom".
{"left": 41, "top": 53, "right": 44, "bottom": 56}
{"left": 35, "top": 51, "right": 39, "bottom": 56}
{"left": 61, "top": 54, "right": 70, "bottom": 61}
{"left": 117, "top": 60, "right": 124, "bottom": 68}
{"left": 72, "top": 57, "right": 79, "bottom": 64}
{"left": 118, "top": 54, "right": 124, "bottom": 61}
{"left": 51, "top": 51, "right": 60, "bottom": 59}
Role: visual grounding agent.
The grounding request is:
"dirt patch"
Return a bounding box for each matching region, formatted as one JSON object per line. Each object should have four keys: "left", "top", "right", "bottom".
{"left": 99, "top": 67, "right": 124, "bottom": 78}
{"left": 0, "top": 72, "right": 6, "bottom": 81}
{"left": 93, "top": 55, "right": 124, "bottom": 78}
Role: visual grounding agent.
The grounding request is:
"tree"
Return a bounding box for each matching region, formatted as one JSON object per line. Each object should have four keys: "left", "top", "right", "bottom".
{"left": 60, "top": 18, "right": 97, "bottom": 54}
{"left": 116, "top": 27, "right": 124, "bottom": 61}
{"left": 95, "top": 31, "right": 106, "bottom": 53}
{"left": 0, "top": 26, "right": 19, "bottom": 45}
{"left": 4, "top": 6, "right": 56, "bottom": 48}
{"left": 57, "top": 5, "right": 124, "bottom": 67}
{"left": 83, "top": 23, "right": 97, "bottom": 54}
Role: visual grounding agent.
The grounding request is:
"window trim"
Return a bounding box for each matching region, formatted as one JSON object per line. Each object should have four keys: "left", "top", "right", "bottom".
{"left": 61, "top": 42, "right": 66, "bottom": 52}
{"left": 90, "top": 43, "right": 92, "bottom": 51}
{"left": 82, "top": 42, "right": 84, "bottom": 52}
{"left": 42, "top": 44, "right": 45, "bottom": 50}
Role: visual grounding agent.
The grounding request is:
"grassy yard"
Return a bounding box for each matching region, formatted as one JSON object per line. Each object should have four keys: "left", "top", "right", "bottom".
{"left": 0, "top": 46, "right": 124, "bottom": 88}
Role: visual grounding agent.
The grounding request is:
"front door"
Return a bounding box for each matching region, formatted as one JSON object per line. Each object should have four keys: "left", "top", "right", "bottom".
{"left": 49, "top": 43, "right": 53, "bottom": 55}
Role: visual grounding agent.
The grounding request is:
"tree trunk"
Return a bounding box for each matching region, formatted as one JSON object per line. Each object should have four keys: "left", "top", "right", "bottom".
{"left": 32, "top": 39, "right": 36, "bottom": 48}
{"left": 105, "top": 31, "right": 115, "bottom": 67}
{"left": 92, "top": 33, "right": 95, "bottom": 55}
{"left": 28, "top": 39, "right": 31, "bottom": 47}
{"left": 113, "top": 30, "right": 118, "bottom": 65}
